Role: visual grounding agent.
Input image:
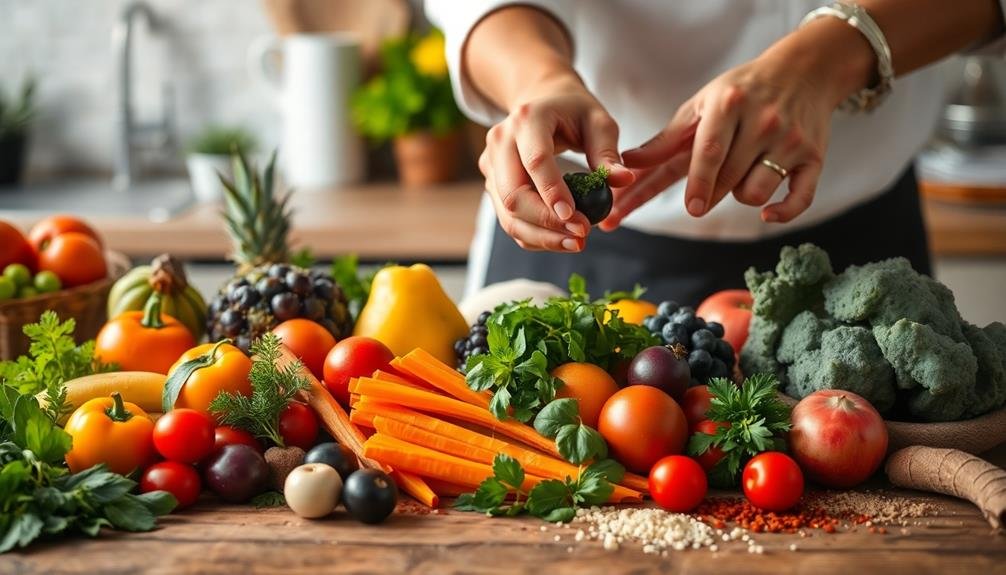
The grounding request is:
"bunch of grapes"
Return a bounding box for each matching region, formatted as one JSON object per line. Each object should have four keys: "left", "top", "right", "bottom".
{"left": 644, "top": 301, "right": 735, "bottom": 386}
{"left": 454, "top": 311, "right": 491, "bottom": 372}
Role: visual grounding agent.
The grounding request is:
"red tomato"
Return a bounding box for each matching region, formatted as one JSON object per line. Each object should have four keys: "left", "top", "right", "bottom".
{"left": 696, "top": 289, "right": 753, "bottom": 354}
{"left": 597, "top": 386, "right": 688, "bottom": 474}
{"left": 28, "top": 215, "right": 103, "bottom": 252}
{"left": 153, "top": 409, "right": 216, "bottom": 464}
{"left": 649, "top": 455, "right": 707, "bottom": 512}
{"left": 742, "top": 452, "right": 804, "bottom": 512}
{"left": 0, "top": 221, "right": 36, "bottom": 271}
{"left": 691, "top": 419, "right": 729, "bottom": 472}
{"left": 214, "top": 425, "right": 263, "bottom": 454}
{"left": 36, "top": 232, "right": 107, "bottom": 287}
{"left": 681, "top": 385, "right": 714, "bottom": 427}
{"left": 789, "top": 390, "right": 888, "bottom": 488}
{"left": 140, "top": 461, "right": 201, "bottom": 509}
{"left": 273, "top": 319, "right": 337, "bottom": 380}
{"left": 323, "top": 336, "right": 394, "bottom": 406}
{"left": 279, "top": 402, "right": 319, "bottom": 450}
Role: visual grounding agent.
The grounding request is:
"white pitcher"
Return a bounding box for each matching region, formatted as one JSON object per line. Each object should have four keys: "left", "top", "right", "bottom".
{"left": 248, "top": 33, "right": 365, "bottom": 189}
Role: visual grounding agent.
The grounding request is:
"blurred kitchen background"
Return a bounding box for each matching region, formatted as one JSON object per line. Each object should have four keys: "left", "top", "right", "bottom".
{"left": 0, "top": 0, "right": 1003, "bottom": 321}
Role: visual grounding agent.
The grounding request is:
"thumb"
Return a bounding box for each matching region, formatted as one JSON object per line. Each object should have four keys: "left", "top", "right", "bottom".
{"left": 582, "top": 111, "right": 634, "bottom": 188}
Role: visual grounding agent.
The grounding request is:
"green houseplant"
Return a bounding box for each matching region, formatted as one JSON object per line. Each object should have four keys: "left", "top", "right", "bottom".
{"left": 0, "top": 77, "right": 37, "bottom": 186}
{"left": 185, "top": 126, "right": 258, "bottom": 203}
{"left": 351, "top": 29, "right": 465, "bottom": 186}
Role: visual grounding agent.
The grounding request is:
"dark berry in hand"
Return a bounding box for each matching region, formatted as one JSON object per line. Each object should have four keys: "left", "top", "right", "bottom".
{"left": 563, "top": 166, "right": 613, "bottom": 225}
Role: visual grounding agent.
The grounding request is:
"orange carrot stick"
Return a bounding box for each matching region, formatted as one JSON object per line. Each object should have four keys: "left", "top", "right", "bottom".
{"left": 278, "top": 347, "right": 438, "bottom": 508}
{"left": 393, "top": 349, "right": 491, "bottom": 409}
{"left": 352, "top": 377, "right": 561, "bottom": 457}
{"left": 372, "top": 415, "right": 641, "bottom": 503}
{"left": 423, "top": 477, "right": 472, "bottom": 498}
{"left": 371, "top": 369, "right": 435, "bottom": 391}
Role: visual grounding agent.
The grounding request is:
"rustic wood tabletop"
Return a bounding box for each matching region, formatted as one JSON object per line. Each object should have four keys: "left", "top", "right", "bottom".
{"left": 4, "top": 445, "right": 1006, "bottom": 575}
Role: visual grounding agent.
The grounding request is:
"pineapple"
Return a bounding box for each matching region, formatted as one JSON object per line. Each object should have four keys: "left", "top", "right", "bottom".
{"left": 206, "top": 151, "right": 352, "bottom": 352}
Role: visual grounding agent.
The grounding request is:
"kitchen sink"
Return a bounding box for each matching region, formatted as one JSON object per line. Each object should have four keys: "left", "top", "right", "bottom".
{"left": 0, "top": 178, "right": 194, "bottom": 222}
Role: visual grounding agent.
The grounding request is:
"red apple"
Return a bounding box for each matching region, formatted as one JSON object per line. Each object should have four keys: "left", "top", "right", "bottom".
{"left": 323, "top": 336, "right": 394, "bottom": 406}
{"left": 696, "top": 289, "right": 753, "bottom": 353}
{"left": 789, "top": 390, "right": 888, "bottom": 488}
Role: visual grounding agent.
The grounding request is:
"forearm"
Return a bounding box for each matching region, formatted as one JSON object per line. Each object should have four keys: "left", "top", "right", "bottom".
{"left": 463, "top": 5, "right": 579, "bottom": 112}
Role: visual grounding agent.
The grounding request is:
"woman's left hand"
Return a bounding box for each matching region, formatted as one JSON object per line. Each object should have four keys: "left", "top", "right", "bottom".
{"left": 603, "top": 29, "right": 866, "bottom": 229}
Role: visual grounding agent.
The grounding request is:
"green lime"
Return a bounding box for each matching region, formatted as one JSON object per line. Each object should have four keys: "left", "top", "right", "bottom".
{"left": 0, "top": 277, "right": 14, "bottom": 300}
{"left": 18, "top": 286, "right": 39, "bottom": 299}
{"left": 3, "top": 263, "right": 31, "bottom": 287}
{"left": 34, "top": 270, "right": 62, "bottom": 293}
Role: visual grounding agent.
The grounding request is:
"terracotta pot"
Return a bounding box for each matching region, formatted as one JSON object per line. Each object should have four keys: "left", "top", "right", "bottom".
{"left": 392, "top": 131, "right": 461, "bottom": 187}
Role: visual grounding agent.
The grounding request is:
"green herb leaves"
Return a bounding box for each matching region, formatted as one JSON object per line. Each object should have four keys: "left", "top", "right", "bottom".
{"left": 465, "top": 276, "right": 658, "bottom": 422}
{"left": 533, "top": 399, "right": 607, "bottom": 464}
{"left": 687, "top": 374, "right": 791, "bottom": 487}
{"left": 455, "top": 454, "right": 624, "bottom": 522}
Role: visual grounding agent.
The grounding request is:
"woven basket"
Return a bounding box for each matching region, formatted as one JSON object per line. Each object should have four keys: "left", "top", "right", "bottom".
{"left": 0, "top": 251, "right": 131, "bottom": 360}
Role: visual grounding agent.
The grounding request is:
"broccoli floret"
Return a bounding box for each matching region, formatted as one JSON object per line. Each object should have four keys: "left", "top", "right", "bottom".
{"left": 744, "top": 244, "right": 833, "bottom": 326}
{"left": 776, "top": 310, "right": 834, "bottom": 364}
{"left": 961, "top": 322, "right": 1006, "bottom": 418}
{"left": 740, "top": 315, "right": 786, "bottom": 385}
{"left": 784, "top": 325, "right": 897, "bottom": 412}
{"left": 983, "top": 321, "right": 1006, "bottom": 353}
{"left": 873, "top": 319, "right": 976, "bottom": 421}
{"left": 776, "top": 243, "right": 834, "bottom": 286}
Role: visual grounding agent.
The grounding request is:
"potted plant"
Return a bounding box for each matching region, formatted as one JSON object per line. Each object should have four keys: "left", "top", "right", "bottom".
{"left": 185, "top": 126, "right": 258, "bottom": 203}
{"left": 351, "top": 29, "right": 465, "bottom": 186}
{"left": 0, "top": 77, "right": 36, "bottom": 186}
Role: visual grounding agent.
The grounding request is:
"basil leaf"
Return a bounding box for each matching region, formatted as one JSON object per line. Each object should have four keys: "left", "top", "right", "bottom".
{"left": 103, "top": 496, "right": 157, "bottom": 532}
{"left": 492, "top": 454, "right": 524, "bottom": 489}
{"left": 533, "top": 399, "right": 579, "bottom": 438}
{"left": 555, "top": 423, "right": 607, "bottom": 465}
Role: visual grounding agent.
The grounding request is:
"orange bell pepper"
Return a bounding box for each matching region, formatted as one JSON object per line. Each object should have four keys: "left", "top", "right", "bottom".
{"left": 164, "top": 340, "right": 252, "bottom": 414}
{"left": 95, "top": 293, "right": 196, "bottom": 374}
{"left": 64, "top": 392, "right": 155, "bottom": 475}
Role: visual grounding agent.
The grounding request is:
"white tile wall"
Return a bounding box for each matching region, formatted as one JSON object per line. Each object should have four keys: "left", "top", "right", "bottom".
{"left": 0, "top": 0, "right": 280, "bottom": 173}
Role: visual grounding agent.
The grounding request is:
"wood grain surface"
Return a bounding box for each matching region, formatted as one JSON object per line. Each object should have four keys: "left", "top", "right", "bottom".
{"left": 4, "top": 447, "right": 1006, "bottom": 575}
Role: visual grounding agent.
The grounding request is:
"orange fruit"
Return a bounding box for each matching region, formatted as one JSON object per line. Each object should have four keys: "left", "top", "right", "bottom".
{"left": 605, "top": 299, "right": 658, "bottom": 325}
{"left": 551, "top": 362, "right": 620, "bottom": 428}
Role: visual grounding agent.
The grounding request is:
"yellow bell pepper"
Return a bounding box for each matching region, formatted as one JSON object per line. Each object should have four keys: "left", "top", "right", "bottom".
{"left": 353, "top": 264, "right": 468, "bottom": 364}
{"left": 64, "top": 392, "right": 155, "bottom": 475}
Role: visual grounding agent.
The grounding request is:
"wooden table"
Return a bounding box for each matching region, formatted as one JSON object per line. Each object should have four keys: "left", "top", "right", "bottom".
{"left": 5, "top": 447, "right": 1005, "bottom": 575}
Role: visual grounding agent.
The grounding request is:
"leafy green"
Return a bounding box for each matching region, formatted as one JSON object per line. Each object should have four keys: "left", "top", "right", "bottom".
{"left": 455, "top": 454, "right": 623, "bottom": 522}
{"left": 533, "top": 398, "right": 608, "bottom": 464}
{"left": 465, "top": 275, "right": 659, "bottom": 422}
{"left": 688, "top": 374, "right": 792, "bottom": 487}
{"left": 209, "top": 333, "right": 310, "bottom": 448}
{"left": 250, "top": 491, "right": 287, "bottom": 508}
{"left": 0, "top": 312, "right": 114, "bottom": 423}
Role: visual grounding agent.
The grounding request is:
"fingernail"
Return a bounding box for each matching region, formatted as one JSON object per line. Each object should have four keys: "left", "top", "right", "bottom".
{"left": 561, "top": 238, "right": 579, "bottom": 251}
{"left": 763, "top": 211, "right": 779, "bottom": 223}
{"left": 554, "top": 201, "right": 573, "bottom": 220}
{"left": 565, "top": 222, "right": 585, "bottom": 237}
{"left": 687, "top": 198, "right": 706, "bottom": 215}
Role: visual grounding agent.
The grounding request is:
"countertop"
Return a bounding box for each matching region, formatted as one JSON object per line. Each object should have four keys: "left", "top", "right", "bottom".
{"left": 4, "top": 181, "right": 1006, "bottom": 261}
{"left": 4, "top": 444, "right": 1005, "bottom": 574}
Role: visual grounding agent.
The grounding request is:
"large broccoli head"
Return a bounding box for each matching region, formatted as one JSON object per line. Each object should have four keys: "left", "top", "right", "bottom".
{"left": 745, "top": 244, "right": 834, "bottom": 326}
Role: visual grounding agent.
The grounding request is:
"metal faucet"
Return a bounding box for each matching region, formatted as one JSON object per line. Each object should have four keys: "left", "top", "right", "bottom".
{"left": 112, "top": 0, "right": 174, "bottom": 191}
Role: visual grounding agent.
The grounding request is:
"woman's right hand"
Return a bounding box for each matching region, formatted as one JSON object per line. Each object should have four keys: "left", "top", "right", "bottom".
{"left": 479, "top": 74, "right": 634, "bottom": 252}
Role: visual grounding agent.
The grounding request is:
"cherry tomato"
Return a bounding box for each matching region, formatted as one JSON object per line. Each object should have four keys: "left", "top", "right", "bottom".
{"left": 153, "top": 409, "right": 216, "bottom": 464}
{"left": 279, "top": 402, "right": 319, "bottom": 450}
{"left": 322, "top": 336, "right": 394, "bottom": 406}
{"left": 681, "top": 385, "right": 714, "bottom": 427}
{"left": 742, "top": 452, "right": 804, "bottom": 512}
{"left": 691, "top": 420, "right": 729, "bottom": 472}
{"left": 36, "top": 232, "right": 107, "bottom": 288}
{"left": 272, "top": 319, "right": 337, "bottom": 380}
{"left": 649, "top": 455, "right": 707, "bottom": 512}
{"left": 28, "top": 215, "right": 103, "bottom": 252}
{"left": 140, "top": 461, "right": 201, "bottom": 509}
{"left": 597, "top": 386, "right": 688, "bottom": 474}
{"left": 214, "top": 425, "right": 263, "bottom": 454}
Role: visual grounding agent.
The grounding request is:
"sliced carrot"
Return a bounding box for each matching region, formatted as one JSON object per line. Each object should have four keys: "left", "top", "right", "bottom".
{"left": 364, "top": 433, "right": 544, "bottom": 492}
{"left": 350, "top": 408, "right": 375, "bottom": 428}
{"left": 393, "top": 349, "right": 491, "bottom": 409}
{"left": 349, "top": 393, "right": 360, "bottom": 408}
{"left": 278, "top": 346, "right": 438, "bottom": 508}
{"left": 353, "top": 377, "right": 561, "bottom": 457}
{"left": 371, "top": 368, "right": 435, "bottom": 391}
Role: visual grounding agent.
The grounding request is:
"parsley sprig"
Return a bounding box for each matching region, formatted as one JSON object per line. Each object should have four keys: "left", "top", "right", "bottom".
{"left": 455, "top": 454, "right": 624, "bottom": 523}
{"left": 209, "top": 333, "right": 310, "bottom": 447}
{"left": 533, "top": 398, "right": 608, "bottom": 464}
{"left": 688, "top": 374, "right": 792, "bottom": 487}
{"left": 465, "top": 275, "right": 659, "bottom": 422}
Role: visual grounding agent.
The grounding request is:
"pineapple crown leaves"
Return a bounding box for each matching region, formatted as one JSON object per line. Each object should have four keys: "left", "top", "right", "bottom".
{"left": 219, "top": 149, "right": 292, "bottom": 270}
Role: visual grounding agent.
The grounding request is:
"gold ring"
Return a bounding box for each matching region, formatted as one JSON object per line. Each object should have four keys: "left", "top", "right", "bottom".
{"left": 760, "top": 158, "right": 789, "bottom": 179}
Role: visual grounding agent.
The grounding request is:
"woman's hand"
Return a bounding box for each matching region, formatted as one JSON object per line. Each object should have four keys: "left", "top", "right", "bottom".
{"left": 605, "top": 22, "right": 874, "bottom": 229}
{"left": 479, "top": 74, "right": 635, "bottom": 251}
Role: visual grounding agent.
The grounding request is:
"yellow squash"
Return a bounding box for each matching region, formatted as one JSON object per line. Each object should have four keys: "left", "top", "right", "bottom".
{"left": 40, "top": 371, "right": 166, "bottom": 423}
{"left": 353, "top": 264, "right": 468, "bottom": 364}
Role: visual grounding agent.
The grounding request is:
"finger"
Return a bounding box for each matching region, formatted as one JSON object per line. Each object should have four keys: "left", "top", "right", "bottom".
{"left": 599, "top": 152, "right": 691, "bottom": 231}
{"left": 622, "top": 104, "right": 699, "bottom": 169}
{"left": 762, "top": 162, "right": 821, "bottom": 223}
{"left": 512, "top": 110, "right": 577, "bottom": 222}
{"left": 489, "top": 132, "right": 563, "bottom": 231}
{"left": 487, "top": 183, "right": 584, "bottom": 252}
{"left": 714, "top": 106, "right": 783, "bottom": 200}
{"left": 581, "top": 111, "right": 634, "bottom": 188}
{"left": 684, "top": 87, "right": 744, "bottom": 217}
